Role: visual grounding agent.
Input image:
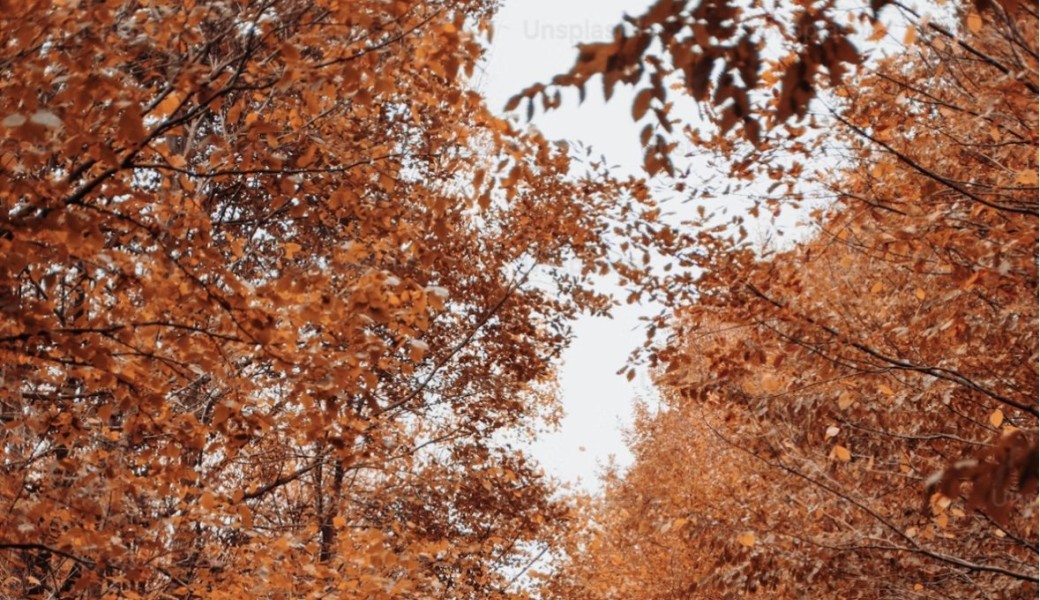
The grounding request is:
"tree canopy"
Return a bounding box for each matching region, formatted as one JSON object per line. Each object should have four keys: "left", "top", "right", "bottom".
{"left": 544, "top": 1, "right": 1039, "bottom": 598}
{"left": 1, "top": 0, "right": 1036, "bottom": 598}
{"left": 0, "top": 1, "right": 655, "bottom": 597}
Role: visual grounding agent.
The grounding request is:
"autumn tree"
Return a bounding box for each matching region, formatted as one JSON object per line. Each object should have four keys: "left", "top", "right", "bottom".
{"left": 0, "top": 1, "right": 660, "bottom": 598}
{"left": 546, "top": 391, "right": 815, "bottom": 599}
{"left": 545, "top": 1, "right": 1038, "bottom": 598}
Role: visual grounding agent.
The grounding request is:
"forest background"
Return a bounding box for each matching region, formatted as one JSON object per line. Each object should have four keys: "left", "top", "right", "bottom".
{"left": 0, "top": 0, "right": 1036, "bottom": 598}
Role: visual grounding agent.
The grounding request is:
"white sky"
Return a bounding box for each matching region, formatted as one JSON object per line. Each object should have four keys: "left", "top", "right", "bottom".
{"left": 478, "top": 0, "right": 659, "bottom": 492}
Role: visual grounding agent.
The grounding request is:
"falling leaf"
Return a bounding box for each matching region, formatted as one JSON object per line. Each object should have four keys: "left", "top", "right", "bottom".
{"left": 832, "top": 445, "right": 852, "bottom": 462}
{"left": 989, "top": 409, "right": 1004, "bottom": 428}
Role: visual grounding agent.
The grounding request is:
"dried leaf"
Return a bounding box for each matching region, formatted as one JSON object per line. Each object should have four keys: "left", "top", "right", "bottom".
{"left": 904, "top": 25, "right": 917, "bottom": 45}
{"left": 966, "top": 13, "right": 983, "bottom": 33}
{"left": 632, "top": 88, "right": 654, "bottom": 121}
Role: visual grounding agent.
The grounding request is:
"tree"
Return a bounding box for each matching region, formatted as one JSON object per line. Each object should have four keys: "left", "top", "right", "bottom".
{"left": 545, "top": 1, "right": 1038, "bottom": 598}
{"left": 0, "top": 1, "right": 657, "bottom": 597}
{"left": 545, "top": 392, "right": 811, "bottom": 599}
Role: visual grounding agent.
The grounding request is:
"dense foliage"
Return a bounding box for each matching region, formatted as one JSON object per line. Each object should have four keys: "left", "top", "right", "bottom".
{"left": 545, "top": 1, "right": 1039, "bottom": 598}
{"left": 1, "top": 0, "right": 1036, "bottom": 598}
{"left": 0, "top": 1, "right": 654, "bottom": 597}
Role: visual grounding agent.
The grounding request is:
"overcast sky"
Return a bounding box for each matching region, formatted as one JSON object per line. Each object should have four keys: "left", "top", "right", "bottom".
{"left": 478, "top": 0, "right": 659, "bottom": 492}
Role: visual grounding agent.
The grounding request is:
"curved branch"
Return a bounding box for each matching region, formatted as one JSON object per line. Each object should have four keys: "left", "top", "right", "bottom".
{"left": 0, "top": 543, "right": 96, "bottom": 568}
{"left": 745, "top": 283, "right": 1038, "bottom": 416}
{"left": 702, "top": 417, "right": 1039, "bottom": 583}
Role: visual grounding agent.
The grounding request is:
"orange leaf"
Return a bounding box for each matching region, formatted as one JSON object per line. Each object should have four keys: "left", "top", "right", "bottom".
{"left": 966, "top": 13, "right": 983, "bottom": 33}
{"left": 1015, "top": 168, "right": 1038, "bottom": 185}
{"left": 156, "top": 93, "right": 181, "bottom": 118}
{"left": 761, "top": 374, "right": 782, "bottom": 393}
{"left": 903, "top": 25, "right": 917, "bottom": 45}
{"left": 869, "top": 22, "right": 887, "bottom": 42}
